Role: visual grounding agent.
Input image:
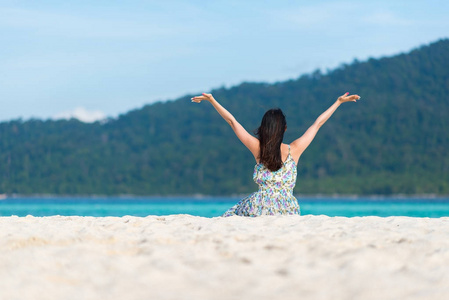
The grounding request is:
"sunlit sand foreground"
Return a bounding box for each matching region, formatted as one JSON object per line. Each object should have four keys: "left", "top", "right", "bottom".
{"left": 1, "top": 215, "right": 448, "bottom": 300}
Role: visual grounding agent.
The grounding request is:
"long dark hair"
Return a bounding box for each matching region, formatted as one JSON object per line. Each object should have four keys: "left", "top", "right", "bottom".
{"left": 255, "top": 108, "right": 287, "bottom": 172}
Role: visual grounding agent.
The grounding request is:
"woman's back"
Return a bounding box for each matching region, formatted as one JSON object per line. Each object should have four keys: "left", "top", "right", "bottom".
{"left": 254, "top": 145, "right": 297, "bottom": 191}
{"left": 223, "top": 145, "right": 300, "bottom": 217}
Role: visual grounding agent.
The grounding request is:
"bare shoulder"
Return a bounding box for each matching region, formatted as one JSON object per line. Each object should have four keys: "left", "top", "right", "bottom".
{"left": 281, "top": 143, "right": 291, "bottom": 163}
{"left": 288, "top": 142, "right": 301, "bottom": 164}
{"left": 253, "top": 140, "right": 261, "bottom": 163}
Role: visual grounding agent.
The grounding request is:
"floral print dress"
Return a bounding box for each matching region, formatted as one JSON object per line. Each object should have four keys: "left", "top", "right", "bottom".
{"left": 222, "top": 145, "right": 300, "bottom": 217}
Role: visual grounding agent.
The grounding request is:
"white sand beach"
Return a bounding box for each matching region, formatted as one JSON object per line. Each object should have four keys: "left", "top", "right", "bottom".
{"left": 1, "top": 215, "right": 448, "bottom": 300}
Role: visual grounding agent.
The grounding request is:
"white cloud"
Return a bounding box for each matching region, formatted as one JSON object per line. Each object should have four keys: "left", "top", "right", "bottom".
{"left": 268, "top": 2, "right": 358, "bottom": 29}
{"left": 53, "top": 107, "right": 106, "bottom": 123}
{"left": 0, "top": 4, "right": 223, "bottom": 40}
{"left": 268, "top": 2, "right": 414, "bottom": 31}
{"left": 364, "top": 11, "right": 412, "bottom": 26}
{"left": 0, "top": 7, "right": 177, "bottom": 39}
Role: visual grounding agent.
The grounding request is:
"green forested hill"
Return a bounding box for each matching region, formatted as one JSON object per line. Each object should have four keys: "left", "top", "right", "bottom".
{"left": 1, "top": 39, "right": 449, "bottom": 195}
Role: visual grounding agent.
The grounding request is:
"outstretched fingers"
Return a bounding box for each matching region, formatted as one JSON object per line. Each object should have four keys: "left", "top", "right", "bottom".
{"left": 191, "top": 93, "right": 213, "bottom": 103}
{"left": 339, "top": 92, "right": 361, "bottom": 103}
{"left": 191, "top": 95, "right": 206, "bottom": 103}
{"left": 191, "top": 96, "right": 203, "bottom": 103}
{"left": 348, "top": 94, "right": 361, "bottom": 102}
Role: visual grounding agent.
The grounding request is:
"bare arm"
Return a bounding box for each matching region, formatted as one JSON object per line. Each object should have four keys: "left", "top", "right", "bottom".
{"left": 191, "top": 93, "right": 259, "bottom": 160}
{"left": 290, "top": 92, "right": 360, "bottom": 163}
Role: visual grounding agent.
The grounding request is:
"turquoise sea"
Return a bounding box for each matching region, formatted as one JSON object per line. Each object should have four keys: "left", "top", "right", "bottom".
{"left": 1, "top": 196, "right": 449, "bottom": 218}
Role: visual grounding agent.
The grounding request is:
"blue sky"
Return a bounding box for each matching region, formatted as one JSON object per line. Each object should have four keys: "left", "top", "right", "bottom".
{"left": 1, "top": 0, "right": 448, "bottom": 122}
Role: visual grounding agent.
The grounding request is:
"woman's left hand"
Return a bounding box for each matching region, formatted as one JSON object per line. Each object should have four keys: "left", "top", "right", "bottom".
{"left": 191, "top": 93, "right": 214, "bottom": 103}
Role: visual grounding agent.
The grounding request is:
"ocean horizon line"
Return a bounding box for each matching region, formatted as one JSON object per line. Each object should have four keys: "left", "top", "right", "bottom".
{"left": 2, "top": 193, "right": 449, "bottom": 200}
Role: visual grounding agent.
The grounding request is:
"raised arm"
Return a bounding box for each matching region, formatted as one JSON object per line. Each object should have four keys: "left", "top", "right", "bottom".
{"left": 290, "top": 92, "right": 360, "bottom": 163}
{"left": 191, "top": 93, "right": 259, "bottom": 160}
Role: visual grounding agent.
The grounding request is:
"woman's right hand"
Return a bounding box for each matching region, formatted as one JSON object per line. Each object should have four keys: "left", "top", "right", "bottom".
{"left": 337, "top": 92, "right": 361, "bottom": 103}
{"left": 191, "top": 93, "right": 214, "bottom": 103}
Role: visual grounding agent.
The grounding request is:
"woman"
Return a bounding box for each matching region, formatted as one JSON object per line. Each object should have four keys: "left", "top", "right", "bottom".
{"left": 191, "top": 92, "right": 360, "bottom": 217}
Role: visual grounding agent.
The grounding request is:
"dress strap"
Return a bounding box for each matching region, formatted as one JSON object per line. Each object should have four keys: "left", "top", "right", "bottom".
{"left": 288, "top": 144, "right": 291, "bottom": 155}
